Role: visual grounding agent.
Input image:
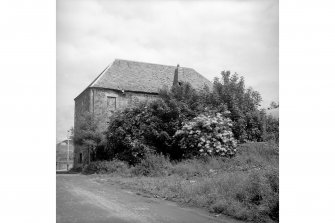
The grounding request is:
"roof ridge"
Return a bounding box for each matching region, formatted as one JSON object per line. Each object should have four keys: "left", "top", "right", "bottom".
{"left": 113, "top": 59, "right": 211, "bottom": 83}
{"left": 114, "top": 58, "right": 194, "bottom": 70}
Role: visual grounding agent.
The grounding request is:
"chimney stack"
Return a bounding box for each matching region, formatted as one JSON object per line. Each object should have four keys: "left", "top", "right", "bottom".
{"left": 173, "top": 64, "right": 179, "bottom": 86}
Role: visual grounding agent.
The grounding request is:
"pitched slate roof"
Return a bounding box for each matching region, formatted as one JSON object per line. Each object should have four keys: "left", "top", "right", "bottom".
{"left": 77, "top": 59, "right": 212, "bottom": 98}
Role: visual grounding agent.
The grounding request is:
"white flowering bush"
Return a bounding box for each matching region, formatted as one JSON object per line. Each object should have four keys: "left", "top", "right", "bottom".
{"left": 174, "top": 113, "right": 237, "bottom": 157}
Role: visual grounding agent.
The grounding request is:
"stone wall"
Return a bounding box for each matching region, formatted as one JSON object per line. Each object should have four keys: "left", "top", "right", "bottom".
{"left": 73, "top": 88, "right": 92, "bottom": 168}
{"left": 92, "top": 88, "right": 158, "bottom": 132}
{"left": 74, "top": 88, "right": 92, "bottom": 129}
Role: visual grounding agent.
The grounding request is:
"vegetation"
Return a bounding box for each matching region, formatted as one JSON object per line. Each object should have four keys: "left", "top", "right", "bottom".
{"left": 73, "top": 112, "right": 105, "bottom": 163}
{"left": 74, "top": 71, "right": 279, "bottom": 164}
{"left": 86, "top": 142, "right": 278, "bottom": 222}
{"left": 105, "top": 98, "right": 185, "bottom": 163}
{"left": 174, "top": 112, "right": 237, "bottom": 158}
{"left": 103, "top": 71, "right": 278, "bottom": 163}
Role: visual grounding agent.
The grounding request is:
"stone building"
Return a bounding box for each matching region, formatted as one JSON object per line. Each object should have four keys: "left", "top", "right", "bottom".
{"left": 73, "top": 59, "right": 211, "bottom": 167}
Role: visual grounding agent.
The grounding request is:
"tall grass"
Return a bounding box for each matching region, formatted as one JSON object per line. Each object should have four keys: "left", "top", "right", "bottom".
{"left": 86, "top": 142, "right": 279, "bottom": 222}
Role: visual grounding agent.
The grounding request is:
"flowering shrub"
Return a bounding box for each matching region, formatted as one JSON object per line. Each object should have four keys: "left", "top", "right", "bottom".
{"left": 174, "top": 113, "right": 237, "bottom": 157}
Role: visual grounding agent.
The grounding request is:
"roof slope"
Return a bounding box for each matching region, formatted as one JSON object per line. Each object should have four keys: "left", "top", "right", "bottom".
{"left": 88, "top": 59, "right": 212, "bottom": 93}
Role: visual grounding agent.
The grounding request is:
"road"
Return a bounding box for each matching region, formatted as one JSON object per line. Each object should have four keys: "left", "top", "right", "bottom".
{"left": 57, "top": 173, "right": 242, "bottom": 223}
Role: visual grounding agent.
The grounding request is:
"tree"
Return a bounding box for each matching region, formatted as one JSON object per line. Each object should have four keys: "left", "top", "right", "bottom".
{"left": 264, "top": 114, "right": 279, "bottom": 143}
{"left": 161, "top": 73, "right": 268, "bottom": 142}
{"left": 73, "top": 112, "right": 105, "bottom": 164}
{"left": 206, "top": 71, "right": 265, "bottom": 142}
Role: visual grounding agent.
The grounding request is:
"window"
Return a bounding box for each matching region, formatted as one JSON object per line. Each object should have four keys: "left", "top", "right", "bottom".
{"left": 79, "top": 153, "right": 83, "bottom": 163}
{"left": 107, "top": 96, "right": 116, "bottom": 113}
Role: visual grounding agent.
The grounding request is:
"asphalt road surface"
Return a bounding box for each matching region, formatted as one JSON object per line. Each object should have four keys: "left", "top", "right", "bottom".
{"left": 57, "top": 173, "right": 243, "bottom": 223}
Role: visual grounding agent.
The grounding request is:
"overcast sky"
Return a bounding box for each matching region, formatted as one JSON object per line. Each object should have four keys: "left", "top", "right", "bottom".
{"left": 57, "top": 0, "right": 278, "bottom": 142}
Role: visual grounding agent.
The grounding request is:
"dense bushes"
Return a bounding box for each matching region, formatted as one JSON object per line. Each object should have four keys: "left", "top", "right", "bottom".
{"left": 106, "top": 98, "right": 189, "bottom": 163}
{"left": 103, "top": 71, "right": 278, "bottom": 164}
{"left": 105, "top": 101, "right": 238, "bottom": 162}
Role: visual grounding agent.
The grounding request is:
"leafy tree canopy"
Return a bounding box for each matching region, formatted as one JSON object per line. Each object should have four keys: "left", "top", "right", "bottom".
{"left": 73, "top": 112, "right": 105, "bottom": 149}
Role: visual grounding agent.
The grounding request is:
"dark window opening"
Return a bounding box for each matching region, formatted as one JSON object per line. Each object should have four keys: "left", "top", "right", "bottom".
{"left": 79, "top": 153, "right": 83, "bottom": 163}
{"left": 107, "top": 96, "right": 117, "bottom": 113}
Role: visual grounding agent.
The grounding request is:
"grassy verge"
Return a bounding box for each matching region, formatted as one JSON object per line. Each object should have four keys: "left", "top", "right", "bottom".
{"left": 84, "top": 142, "right": 279, "bottom": 223}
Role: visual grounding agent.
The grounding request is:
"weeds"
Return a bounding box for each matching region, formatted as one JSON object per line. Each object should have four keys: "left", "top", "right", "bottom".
{"left": 87, "top": 142, "right": 279, "bottom": 222}
{"left": 130, "top": 153, "right": 172, "bottom": 177}
{"left": 82, "top": 160, "right": 129, "bottom": 175}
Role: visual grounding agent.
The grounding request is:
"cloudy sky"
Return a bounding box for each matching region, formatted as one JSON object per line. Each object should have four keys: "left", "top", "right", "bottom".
{"left": 57, "top": 0, "right": 278, "bottom": 142}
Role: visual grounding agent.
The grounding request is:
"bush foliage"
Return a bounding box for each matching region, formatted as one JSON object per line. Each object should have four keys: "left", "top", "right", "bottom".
{"left": 93, "top": 71, "right": 279, "bottom": 163}
{"left": 174, "top": 113, "right": 237, "bottom": 158}
{"left": 106, "top": 98, "right": 188, "bottom": 164}
{"left": 73, "top": 112, "right": 106, "bottom": 163}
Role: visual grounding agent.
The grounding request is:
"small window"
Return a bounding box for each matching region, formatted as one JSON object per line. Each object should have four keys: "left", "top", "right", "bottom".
{"left": 107, "top": 96, "right": 117, "bottom": 113}
{"left": 79, "top": 153, "right": 83, "bottom": 163}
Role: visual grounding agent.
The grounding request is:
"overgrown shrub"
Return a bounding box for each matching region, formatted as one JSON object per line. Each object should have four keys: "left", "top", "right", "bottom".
{"left": 174, "top": 113, "right": 237, "bottom": 158}
{"left": 106, "top": 94, "right": 198, "bottom": 163}
{"left": 106, "top": 103, "right": 155, "bottom": 164}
